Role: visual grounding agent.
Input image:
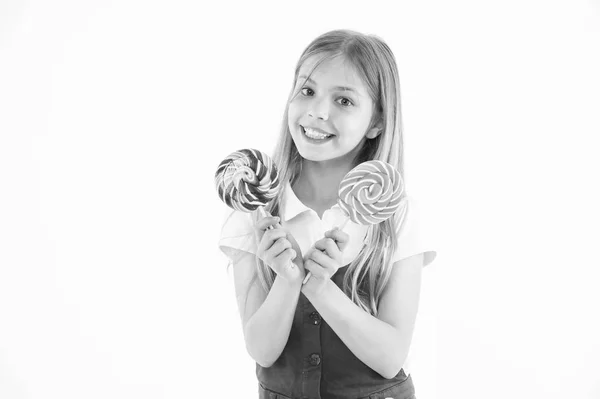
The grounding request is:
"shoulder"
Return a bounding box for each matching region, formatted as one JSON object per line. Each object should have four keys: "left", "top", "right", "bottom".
{"left": 218, "top": 209, "right": 259, "bottom": 262}
{"left": 392, "top": 194, "right": 420, "bottom": 231}
{"left": 391, "top": 194, "right": 438, "bottom": 268}
{"left": 220, "top": 209, "right": 255, "bottom": 235}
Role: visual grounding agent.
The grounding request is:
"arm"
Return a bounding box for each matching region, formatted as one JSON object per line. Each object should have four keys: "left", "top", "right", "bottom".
{"left": 302, "top": 250, "right": 423, "bottom": 379}
{"left": 233, "top": 250, "right": 303, "bottom": 367}
{"left": 232, "top": 216, "right": 305, "bottom": 368}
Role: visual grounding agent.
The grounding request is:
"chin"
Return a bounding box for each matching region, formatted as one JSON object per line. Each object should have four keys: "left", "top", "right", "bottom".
{"left": 296, "top": 146, "right": 349, "bottom": 164}
{"left": 294, "top": 146, "right": 328, "bottom": 162}
{"left": 290, "top": 133, "right": 331, "bottom": 161}
{"left": 300, "top": 153, "right": 332, "bottom": 162}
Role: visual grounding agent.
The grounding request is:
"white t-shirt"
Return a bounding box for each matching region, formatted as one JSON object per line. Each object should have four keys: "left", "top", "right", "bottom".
{"left": 218, "top": 181, "right": 438, "bottom": 375}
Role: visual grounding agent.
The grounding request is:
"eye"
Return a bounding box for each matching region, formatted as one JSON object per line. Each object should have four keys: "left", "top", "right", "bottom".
{"left": 337, "top": 97, "right": 354, "bottom": 107}
{"left": 300, "top": 87, "right": 314, "bottom": 96}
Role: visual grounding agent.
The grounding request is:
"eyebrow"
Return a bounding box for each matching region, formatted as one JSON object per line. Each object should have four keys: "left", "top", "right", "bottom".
{"left": 298, "top": 75, "right": 361, "bottom": 95}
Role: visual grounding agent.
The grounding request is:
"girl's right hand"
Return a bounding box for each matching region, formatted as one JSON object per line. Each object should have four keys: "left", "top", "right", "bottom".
{"left": 255, "top": 216, "right": 305, "bottom": 284}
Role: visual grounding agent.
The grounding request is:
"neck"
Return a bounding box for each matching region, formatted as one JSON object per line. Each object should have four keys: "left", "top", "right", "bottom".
{"left": 293, "top": 156, "right": 357, "bottom": 208}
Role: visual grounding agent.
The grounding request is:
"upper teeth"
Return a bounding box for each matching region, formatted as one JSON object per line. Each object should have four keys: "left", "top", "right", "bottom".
{"left": 304, "top": 127, "right": 331, "bottom": 139}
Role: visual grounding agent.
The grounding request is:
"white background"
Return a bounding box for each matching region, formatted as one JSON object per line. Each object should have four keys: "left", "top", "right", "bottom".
{"left": 1, "top": 1, "right": 599, "bottom": 398}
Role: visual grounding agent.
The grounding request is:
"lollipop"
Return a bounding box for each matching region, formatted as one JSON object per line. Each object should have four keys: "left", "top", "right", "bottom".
{"left": 302, "top": 160, "right": 404, "bottom": 285}
{"left": 336, "top": 160, "right": 404, "bottom": 227}
{"left": 215, "top": 148, "right": 280, "bottom": 213}
{"left": 215, "top": 148, "right": 296, "bottom": 270}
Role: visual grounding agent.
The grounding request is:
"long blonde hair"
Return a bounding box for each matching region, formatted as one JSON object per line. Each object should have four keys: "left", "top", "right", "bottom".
{"left": 252, "top": 29, "right": 407, "bottom": 316}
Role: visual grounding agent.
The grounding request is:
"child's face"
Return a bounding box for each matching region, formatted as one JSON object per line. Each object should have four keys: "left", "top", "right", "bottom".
{"left": 287, "top": 55, "right": 380, "bottom": 166}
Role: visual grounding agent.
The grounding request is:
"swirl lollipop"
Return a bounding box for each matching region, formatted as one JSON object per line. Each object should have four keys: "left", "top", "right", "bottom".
{"left": 215, "top": 148, "right": 297, "bottom": 270}
{"left": 215, "top": 148, "right": 280, "bottom": 213}
{"left": 302, "top": 160, "right": 404, "bottom": 284}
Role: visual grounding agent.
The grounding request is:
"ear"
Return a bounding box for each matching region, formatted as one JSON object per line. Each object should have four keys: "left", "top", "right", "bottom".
{"left": 365, "top": 120, "right": 384, "bottom": 139}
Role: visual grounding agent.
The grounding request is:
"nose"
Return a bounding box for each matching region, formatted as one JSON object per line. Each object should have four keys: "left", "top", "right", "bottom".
{"left": 308, "top": 97, "right": 329, "bottom": 121}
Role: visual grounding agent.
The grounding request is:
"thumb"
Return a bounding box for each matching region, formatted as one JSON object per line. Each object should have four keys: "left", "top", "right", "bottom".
{"left": 327, "top": 227, "right": 349, "bottom": 251}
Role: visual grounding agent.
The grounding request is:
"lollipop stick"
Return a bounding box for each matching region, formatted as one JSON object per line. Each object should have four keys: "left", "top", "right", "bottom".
{"left": 257, "top": 207, "right": 275, "bottom": 230}
{"left": 302, "top": 270, "right": 312, "bottom": 285}
{"left": 336, "top": 217, "right": 350, "bottom": 231}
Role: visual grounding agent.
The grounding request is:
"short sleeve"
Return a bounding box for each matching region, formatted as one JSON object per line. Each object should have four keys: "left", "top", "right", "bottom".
{"left": 218, "top": 210, "right": 259, "bottom": 263}
{"left": 391, "top": 195, "right": 438, "bottom": 267}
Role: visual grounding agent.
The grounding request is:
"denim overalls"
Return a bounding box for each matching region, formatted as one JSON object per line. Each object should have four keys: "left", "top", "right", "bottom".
{"left": 256, "top": 264, "right": 416, "bottom": 399}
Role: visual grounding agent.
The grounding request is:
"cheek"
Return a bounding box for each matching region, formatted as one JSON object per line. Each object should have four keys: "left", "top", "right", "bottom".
{"left": 288, "top": 100, "right": 302, "bottom": 121}
{"left": 348, "top": 115, "right": 373, "bottom": 137}
{"left": 287, "top": 104, "right": 306, "bottom": 134}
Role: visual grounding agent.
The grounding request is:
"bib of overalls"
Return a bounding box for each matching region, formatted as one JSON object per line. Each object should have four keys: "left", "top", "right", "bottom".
{"left": 256, "top": 265, "right": 416, "bottom": 399}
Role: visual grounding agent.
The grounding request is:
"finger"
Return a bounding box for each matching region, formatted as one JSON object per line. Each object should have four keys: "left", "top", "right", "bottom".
{"left": 263, "top": 228, "right": 287, "bottom": 244}
{"left": 276, "top": 247, "right": 297, "bottom": 263}
{"left": 325, "top": 228, "right": 350, "bottom": 244}
{"left": 309, "top": 249, "right": 337, "bottom": 271}
{"left": 304, "top": 259, "right": 326, "bottom": 279}
{"left": 256, "top": 216, "right": 280, "bottom": 231}
{"left": 313, "top": 238, "right": 327, "bottom": 251}
{"left": 285, "top": 232, "right": 302, "bottom": 258}
{"left": 257, "top": 229, "right": 287, "bottom": 255}
{"left": 324, "top": 228, "right": 350, "bottom": 251}
{"left": 287, "top": 248, "right": 298, "bottom": 261}
{"left": 314, "top": 238, "right": 339, "bottom": 258}
{"left": 261, "top": 233, "right": 288, "bottom": 259}
{"left": 269, "top": 237, "right": 292, "bottom": 257}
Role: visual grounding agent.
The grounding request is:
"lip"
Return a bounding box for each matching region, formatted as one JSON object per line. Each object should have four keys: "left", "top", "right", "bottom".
{"left": 300, "top": 125, "right": 335, "bottom": 144}
{"left": 301, "top": 125, "right": 335, "bottom": 136}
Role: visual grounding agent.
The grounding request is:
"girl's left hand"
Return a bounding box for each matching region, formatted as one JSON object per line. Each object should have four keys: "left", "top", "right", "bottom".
{"left": 303, "top": 227, "right": 349, "bottom": 296}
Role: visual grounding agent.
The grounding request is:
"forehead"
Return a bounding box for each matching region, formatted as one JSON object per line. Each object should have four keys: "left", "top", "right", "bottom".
{"left": 298, "top": 55, "right": 367, "bottom": 92}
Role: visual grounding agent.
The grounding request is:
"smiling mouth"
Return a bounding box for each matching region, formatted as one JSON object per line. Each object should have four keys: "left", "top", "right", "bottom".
{"left": 301, "top": 126, "right": 335, "bottom": 140}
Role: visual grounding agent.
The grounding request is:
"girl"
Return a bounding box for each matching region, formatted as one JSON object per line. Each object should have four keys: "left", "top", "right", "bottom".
{"left": 219, "top": 29, "right": 437, "bottom": 399}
